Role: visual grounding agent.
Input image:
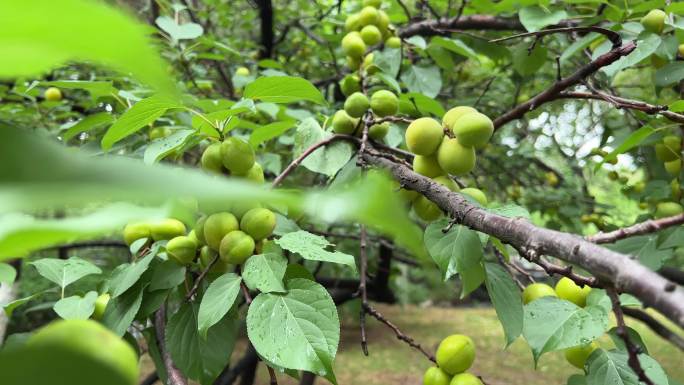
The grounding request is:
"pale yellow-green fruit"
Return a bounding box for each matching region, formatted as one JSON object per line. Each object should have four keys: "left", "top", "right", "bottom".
{"left": 194, "top": 216, "right": 208, "bottom": 245}
{"left": 358, "top": 6, "right": 379, "bottom": 26}
{"left": 340, "top": 74, "right": 361, "bottom": 96}
{"left": 240, "top": 208, "right": 276, "bottom": 241}
{"left": 219, "top": 230, "right": 255, "bottom": 264}
{"left": 204, "top": 212, "right": 239, "bottom": 250}
{"left": 655, "top": 143, "right": 679, "bottom": 162}
{"left": 150, "top": 219, "right": 186, "bottom": 241}
{"left": 332, "top": 110, "right": 359, "bottom": 134}
{"left": 564, "top": 342, "right": 599, "bottom": 369}
{"left": 545, "top": 171, "right": 559, "bottom": 186}
{"left": 148, "top": 127, "right": 171, "bottom": 140}
{"left": 199, "top": 245, "right": 231, "bottom": 275}
{"left": 244, "top": 162, "right": 265, "bottom": 184}
{"left": 413, "top": 195, "right": 442, "bottom": 221}
{"left": 442, "top": 106, "right": 477, "bottom": 130}
{"left": 679, "top": 44, "right": 684, "bottom": 57}
{"left": 188, "top": 229, "right": 201, "bottom": 246}
{"left": 460, "top": 188, "right": 487, "bottom": 207}
{"left": 377, "top": 10, "right": 390, "bottom": 33}
{"left": 44, "top": 87, "right": 62, "bottom": 102}
{"left": 369, "top": 122, "right": 390, "bottom": 140}
{"left": 347, "top": 55, "right": 361, "bottom": 69}
{"left": 641, "top": 9, "right": 667, "bottom": 34}
{"left": 345, "top": 13, "right": 362, "bottom": 32}
{"left": 344, "top": 92, "right": 370, "bottom": 118}
{"left": 28, "top": 319, "right": 139, "bottom": 385}
{"left": 555, "top": 277, "right": 591, "bottom": 307}
{"left": 92, "top": 293, "right": 110, "bottom": 320}
{"left": 385, "top": 36, "right": 401, "bottom": 49}
{"left": 363, "top": 0, "right": 382, "bottom": 8}
{"left": 655, "top": 201, "right": 684, "bottom": 219}
{"left": 665, "top": 159, "right": 682, "bottom": 176}
{"left": 522, "top": 283, "right": 557, "bottom": 304}
{"left": 122, "top": 222, "right": 151, "bottom": 246}
{"left": 370, "top": 90, "right": 398, "bottom": 117}
{"left": 413, "top": 155, "right": 444, "bottom": 178}
{"left": 423, "top": 366, "right": 451, "bottom": 385}
{"left": 236, "top": 66, "right": 250, "bottom": 76}
{"left": 342, "top": 31, "right": 367, "bottom": 58}
{"left": 166, "top": 236, "right": 198, "bottom": 265}
{"left": 221, "top": 137, "right": 255, "bottom": 175}
{"left": 451, "top": 112, "right": 494, "bottom": 149}
{"left": 405, "top": 117, "right": 444, "bottom": 156}
{"left": 360, "top": 25, "right": 382, "bottom": 45}
{"left": 437, "top": 137, "right": 476, "bottom": 176}
{"left": 433, "top": 175, "right": 459, "bottom": 192}
{"left": 362, "top": 53, "right": 379, "bottom": 74}
{"left": 435, "top": 334, "right": 475, "bottom": 375}
{"left": 232, "top": 201, "right": 263, "bottom": 220}
{"left": 450, "top": 373, "right": 483, "bottom": 385}
{"left": 672, "top": 179, "right": 681, "bottom": 200}
{"left": 201, "top": 142, "right": 224, "bottom": 174}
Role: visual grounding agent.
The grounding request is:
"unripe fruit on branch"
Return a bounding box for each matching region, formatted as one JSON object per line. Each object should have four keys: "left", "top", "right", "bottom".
{"left": 641, "top": 9, "right": 667, "bottom": 34}
{"left": 235, "top": 67, "right": 250, "bottom": 76}
{"left": 369, "top": 122, "right": 390, "bottom": 140}
{"left": 232, "top": 201, "right": 262, "bottom": 220}
{"left": 362, "top": 53, "right": 379, "bottom": 74}
{"left": 344, "top": 92, "right": 370, "bottom": 118}
{"left": 451, "top": 112, "right": 494, "bottom": 149}
{"left": 385, "top": 36, "right": 401, "bottom": 49}
{"left": 450, "top": 373, "right": 483, "bottom": 385}
{"left": 358, "top": 6, "right": 379, "bottom": 26}
{"left": 655, "top": 201, "right": 684, "bottom": 219}
{"left": 672, "top": 180, "right": 681, "bottom": 200}
{"left": 665, "top": 159, "right": 682, "bottom": 176}
{"left": 555, "top": 277, "right": 591, "bottom": 307}
{"left": 346, "top": 55, "right": 361, "bottom": 70}
{"left": 240, "top": 208, "right": 276, "bottom": 241}
{"left": 219, "top": 230, "right": 255, "bottom": 264}
{"left": 679, "top": 44, "right": 684, "bottom": 57}
{"left": 370, "top": 90, "right": 398, "bottom": 117}
{"left": 377, "top": 10, "right": 390, "bottom": 34}
{"left": 435, "top": 334, "right": 475, "bottom": 375}
{"left": 437, "top": 137, "right": 476, "bottom": 176}
{"left": 150, "top": 218, "right": 186, "bottom": 241}
{"left": 361, "top": 25, "right": 382, "bottom": 45}
{"left": 564, "top": 342, "right": 598, "bottom": 369}
{"left": 221, "top": 137, "right": 255, "bottom": 175}
{"left": 245, "top": 162, "right": 265, "bottom": 184}
{"left": 433, "top": 175, "right": 459, "bottom": 192}
{"left": 204, "top": 212, "right": 239, "bottom": 250}
{"left": 340, "top": 74, "right": 361, "bottom": 96}
{"left": 199, "top": 246, "right": 231, "bottom": 275}
{"left": 405, "top": 117, "right": 444, "bottom": 156}
{"left": 149, "top": 127, "right": 172, "bottom": 140}
{"left": 92, "top": 293, "right": 110, "bottom": 320}
{"left": 201, "top": 142, "right": 224, "bottom": 174}
{"left": 342, "top": 31, "right": 366, "bottom": 58}
{"left": 423, "top": 366, "right": 451, "bottom": 385}
{"left": 44, "top": 87, "right": 62, "bottom": 102}
{"left": 655, "top": 144, "right": 680, "bottom": 162}
{"left": 345, "top": 13, "right": 361, "bottom": 32}
{"left": 413, "top": 155, "right": 443, "bottom": 178}
{"left": 442, "top": 106, "right": 477, "bottom": 130}
{"left": 188, "top": 229, "right": 201, "bottom": 245}
{"left": 194, "top": 216, "right": 208, "bottom": 244}
{"left": 460, "top": 188, "right": 487, "bottom": 207}
{"left": 413, "top": 195, "right": 442, "bottom": 221}
{"left": 332, "top": 110, "right": 359, "bottom": 134}
{"left": 166, "top": 236, "right": 198, "bottom": 265}
{"left": 123, "top": 222, "right": 151, "bottom": 245}
{"left": 522, "top": 283, "right": 557, "bottom": 304}
{"left": 545, "top": 171, "right": 559, "bottom": 186}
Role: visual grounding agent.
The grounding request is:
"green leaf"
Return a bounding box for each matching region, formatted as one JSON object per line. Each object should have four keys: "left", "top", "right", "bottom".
{"left": 275, "top": 231, "right": 357, "bottom": 273}
{"left": 247, "top": 279, "right": 339, "bottom": 384}
{"left": 294, "top": 118, "right": 353, "bottom": 177}
{"left": 142, "top": 328, "right": 168, "bottom": 385}
{"left": 373, "top": 48, "right": 401, "bottom": 78}
{"left": 61, "top": 112, "right": 115, "bottom": 141}
{"left": 405, "top": 36, "right": 427, "bottom": 49}
{"left": 523, "top": 296, "right": 606, "bottom": 362}
{"left": 53, "top": 291, "right": 98, "bottom": 320}
{"left": 586, "top": 349, "right": 669, "bottom": 385}
{"left": 149, "top": 260, "right": 186, "bottom": 291}
{"left": 430, "top": 37, "right": 479, "bottom": 60}
{"left": 101, "top": 282, "right": 144, "bottom": 336}
{"left": 108, "top": 249, "right": 157, "bottom": 298}
{"left": 424, "top": 219, "right": 484, "bottom": 281}
{"left": 512, "top": 44, "right": 548, "bottom": 77}
{"left": 30, "top": 257, "right": 101, "bottom": 291}
{"left": 3, "top": 291, "right": 46, "bottom": 317}
{"left": 400, "top": 65, "right": 442, "bottom": 99}
{"left": 197, "top": 273, "right": 242, "bottom": 339}
{"left": 607, "top": 234, "right": 667, "bottom": 270}
{"left": 484, "top": 263, "right": 523, "bottom": 346}
{"left": 460, "top": 262, "right": 485, "bottom": 298}
{"left": 249, "top": 120, "right": 297, "bottom": 147}
{"left": 101, "top": 95, "right": 182, "bottom": 150}
{"left": 0, "top": 263, "right": 17, "bottom": 284}
{"left": 244, "top": 76, "right": 325, "bottom": 105}
{"left": 0, "top": 0, "right": 174, "bottom": 94}
{"left": 607, "top": 326, "right": 649, "bottom": 354}
{"left": 399, "top": 92, "right": 445, "bottom": 117}
{"left": 371, "top": 72, "right": 402, "bottom": 94}
{"left": 594, "top": 126, "right": 655, "bottom": 171}
{"left": 155, "top": 16, "right": 203, "bottom": 43}
{"left": 519, "top": 6, "right": 568, "bottom": 32}
{"left": 602, "top": 34, "right": 661, "bottom": 77}
{"left": 144, "top": 129, "right": 196, "bottom": 164}
{"left": 242, "top": 253, "right": 287, "bottom": 293}
{"left": 42, "top": 80, "right": 117, "bottom": 99}
{"left": 655, "top": 62, "right": 684, "bottom": 87}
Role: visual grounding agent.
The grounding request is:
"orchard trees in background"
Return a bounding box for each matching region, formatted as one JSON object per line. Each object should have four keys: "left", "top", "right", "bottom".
{"left": 1, "top": 1, "right": 684, "bottom": 385}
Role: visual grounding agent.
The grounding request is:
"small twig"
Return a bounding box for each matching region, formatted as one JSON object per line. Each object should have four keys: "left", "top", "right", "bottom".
{"left": 267, "top": 366, "right": 278, "bottom": 385}
{"left": 363, "top": 303, "right": 436, "bottom": 362}
{"left": 396, "top": 0, "right": 412, "bottom": 20}
{"left": 494, "top": 249, "right": 526, "bottom": 290}
{"left": 489, "top": 26, "right": 621, "bottom": 48}
{"left": 587, "top": 213, "right": 684, "bottom": 244}
{"left": 357, "top": 226, "right": 369, "bottom": 356}
{"left": 241, "top": 280, "right": 253, "bottom": 305}
{"left": 518, "top": 247, "right": 598, "bottom": 287}
{"left": 474, "top": 77, "right": 496, "bottom": 108}
{"left": 185, "top": 254, "right": 219, "bottom": 301}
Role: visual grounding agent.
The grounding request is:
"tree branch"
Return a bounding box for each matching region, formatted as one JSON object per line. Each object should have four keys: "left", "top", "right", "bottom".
{"left": 398, "top": 15, "right": 538, "bottom": 37}
{"left": 622, "top": 307, "right": 684, "bottom": 352}
{"left": 587, "top": 213, "right": 684, "bottom": 244}
{"left": 363, "top": 303, "right": 436, "bottom": 362}
{"left": 155, "top": 304, "right": 188, "bottom": 385}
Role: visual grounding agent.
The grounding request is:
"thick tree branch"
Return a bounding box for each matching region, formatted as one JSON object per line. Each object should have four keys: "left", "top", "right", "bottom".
{"left": 560, "top": 91, "right": 684, "bottom": 124}
{"left": 255, "top": 0, "right": 274, "bottom": 58}
{"left": 398, "top": 15, "right": 545, "bottom": 37}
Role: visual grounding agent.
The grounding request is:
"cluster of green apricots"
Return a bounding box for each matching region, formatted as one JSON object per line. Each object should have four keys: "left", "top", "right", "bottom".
{"left": 402, "top": 106, "right": 493, "bottom": 221}
{"left": 423, "top": 334, "right": 482, "bottom": 385}
{"left": 522, "top": 278, "right": 599, "bottom": 370}
{"left": 638, "top": 9, "right": 684, "bottom": 67}
{"left": 651, "top": 135, "right": 684, "bottom": 218}
{"left": 341, "top": 0, "right": 401, "bottom": 70}
{"left": 200, "top": 135, "right": 264, "bottom": 182}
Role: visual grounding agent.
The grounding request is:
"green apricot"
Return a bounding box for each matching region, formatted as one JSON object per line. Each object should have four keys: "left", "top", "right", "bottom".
{"left": 413, "top": 195, "right": 442, "bottom": 221}
{"left": 240, "top": 208, "right": 276, "bottom": 241}
{"left": 433, "top": 175, "right": 459, "bottom": 192}
{"left": 44, "top": 87, "right": 63, "bottom": 102}
{"left": 92, "top": 293, "right": 110, "bottom": 321}
{"left": 219, "top": 230, "right": 256, "bottom": 264}
{"left": 232, "top": 200, "right": 263, "bottom": 219}
{"left": 221, "top": 137, "right": 255, "bottom": 175}
{"left": 188, "top": 229, "right": 201, "bottom": 245}
{"left": 437, "top": 137, "right": 476, "bottom": 176}
{"left": 370, "top": 90, "right": 398, "bottom": 117}
{"left": 362, "top": 53, "right": 379, "bottom": 74}
{"left": 435, "top": 334, "right": 475, "bottom": 375}
{"left": 342, "top": 31, "right": 366, "bottom": 58}
{"left": 245, "top": 162, "right": 265, "bottom": 184}
{"left": 664, "top": 135, "right": 682, "bottom": 150}
{"left": 358, "top": 6, "right": 379, "bottom": 26}
{"left": 204, "top": 212, "right": 239, "bottom": 250}
{"left": 460, "top": 188, "right": 487, "bottom": 207}
{"left": 641, "top": 9, "right": 667, "bottom": 34}
{"left": 442, "top": 106, "right": 477, "bottom": 130}
{"left": 369, "top": 122, "right": 390, "bottom": 140}
{"left": 564, "top": 342, "right": 598, "bottom": 369}
{"left": 347, "top": 55, "right": 361, "bottom": 70}
{"left": 363, "top": 0, "right": 382, "bottom": 7}
{"left": 385, "top": 36, "right": 401, "bottom": 48}
{"left": 149, "top": 127, "right": 171, "bottom": 140}
{"left": 522, "top": 283, "right": 557, "bottom": 304}
{"left": 332, "top": 110, "right": 359, "bottom": 134}
{"left": 377, "top": 10, "right": 390, "bottom": 33}
{"left": 452, "top": 112, "right": 494, "bottom": 148}
{"left": 235, "top": 67, "right": 250, "bottom": 76}
{"left": 450, "top": 373, "right": 483, "bottom": 385}
{"left": 150, "top": 219, "right": 186, "bottom": 241}
{"left": 339, "top": 75, "right": 361, "bottom": 97}
{"left": 405, "top": 117, "right": 444, "bottom": 156}
{"left": 555, "top": 277, "right": 591, "bottom": 307}
{"left": 655, "top": 201, "right": 684, "bottom": 219}
{"left": 166, "top": 236, "right": 198, "bottom": 265}
{"left": 665, "top": 159, "right": 681, "bottom": 176}
{"left": 194, "top": 216, "right": 207, "bottom": 245}
{"left": 360, "top": 25, "right": 382, "bottom": 45}
{"left": 655, "top": 143, "right": 679, "bottom": 162}
{"left": 423, "top": 366, "right": 451, "bottom": 385}
{"left": 344, "top": 92, "right": 370, "bottom": 118}
{"left": 199, "top": 246, "right": 231, "bottom": 275}
{"left": 413, "top": 155, "right": 444, "bottom": 178}
{"left": 122, "top": 222, "right": 151, "bottom": 245}
{"left": 345, "top": 13, "right": 361, "bottom": 32}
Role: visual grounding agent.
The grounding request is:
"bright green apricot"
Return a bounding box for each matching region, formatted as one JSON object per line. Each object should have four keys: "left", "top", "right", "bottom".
{"left": 199, "top": 246, "right": 231, "bottom": 275}
{"left": 664, "top": 135, "right": 682, "bottom": 150}
{"left": 44, "top": 87, "right": 62, "bottom": 102}
{"left": 345, "top": 13, "right": 362, "bottom": 31}
{"left": 433, "top": 175, "right": 459, "bottom": 192}
{"left": 655, "top": 201, "right": 684, "bottom": 219}
{"left": 405, "top": 117, "right": 444, "bottom": 156}
{"left": 522, "top": 283, "right": 557, "bottom": 304}
{"left": 221, "top": 137, "right": 255, "bottom": 175}
{"left": 370, "top": 90, "right": 398, "bottom": 117}
{"left": 340, "top": 74, "right": 361, "bottom": 96}
{"left": 332, "top": 110, "right": 359, "bottom": 134}
{"left": 442, "top": 106, "right": 477, "bottom": 130}
{"left": 655, "top": 143, "right": 678, "bottom": 162}
{"left": 437, "top": 137, "right": 476, "bottom": 176}
{"left": 435, "top": 334, "right": 475, "bottom": 375}
{"left": 188, "top": 229, "right": 201, "bottom": 245}
{"left": 450, "top": 373, "right": 483, "bottom": 385}
{"left": 149, "top": 127, "right": 172, "bottom": 140}
{"left": 641, "top": 9, "right": 667, "bottom": 34}
{"left": 240, "top": 208, "right": 276, "bottom": 241}
{"left": 377, "top": 10, "right": 390, "bottom": 34}
{"left": 347, "top": 55, "right": 361, "bottom": 69}
{"left": 452, "top": 112, "right": 494, "bottom": 148}
{"left": 362, "top": 53, "right": 379, "bottom": 74}
{"left": 219, "top": 230, "right": 256, "bottom": 264}
{"left": 460, "top": 188, "right": 487, "bottom": 207}
{"left": 564, "top": 342, "right": 599, "bottom": 369}
{"left": 413, "top": 195, "right": 442, "bottom": 221}
{"left": 232, "top": 201, "right": 263, "bottom": 219}
{"left": 360, "top": 25, "right": 382, "bottom": 45}
{"left": 413, "top": 155, "right": 443, "bottom": 178}
{"left": 201, "top": 143, "right": 224, "bottom": 174}
{"left": 150, "top": 219, "right": 186, "bottom": 241}
{"left": 369, "top": 122, "right": 390, "bottom": 140}
{"left": 194, "top": 216, "right": 207, "bottom": 245}
{"left": 363, "top": 0, "right": 382, "bottom": 7}
{"left": 122, "top": 222, "right": 151, "bottom": 246}
{"left": 423, "top": 366, "right": 451, "bottom": 385}
{"left": 204, "top": 212, "right": 239, "bottom": 250}
{"left": 235, "top": 66, "right": 250, "bottom": 76}
{"left": 385, "top": 36, "right": 401, "bottom": 48}
{"left": 342, "top": 31, "right": 366, "bottom": 58}
{"left": 344, "top": 92, "right": 370, "bottom": 118}
{"left": 358, "top": 6, "right": 379, "bottom": 26}
{"left": 245, "top": 162, "right": 265, "bottom": 184}
{"left": 166, "top": 236, "right": 198, "bottom": 265}
{"left": 673, "top": 179, "right": 682, "bottom": 200}
{"left": 665, "top": 159, "right": 682, "bottom": 176}
{"left": 555, "top": 277, "right": 591, "bottom": 307}
{"left": 92, "top": 293, "right": 110, "bottom": 320}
